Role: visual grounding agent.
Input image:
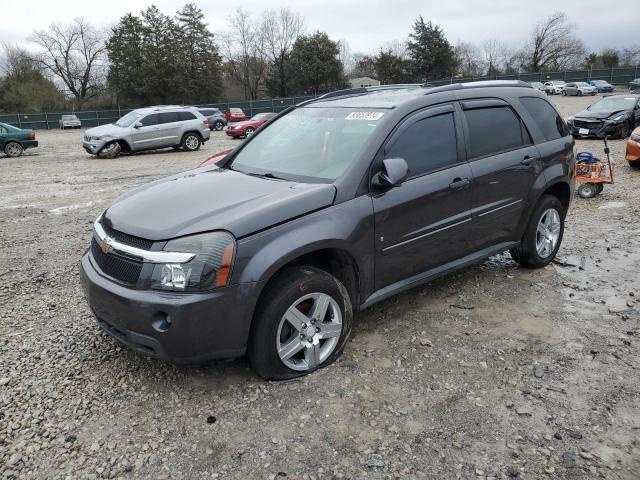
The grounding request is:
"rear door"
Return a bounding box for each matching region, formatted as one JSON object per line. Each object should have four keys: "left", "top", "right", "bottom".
{"left": 461, "top": 99, "right": 539, "bottom": 250}
{"left": 158, "top": 112, "right": 182, "bottom": 147}
{"left": 565, "top": 83, "right": 576, "bottom": 95}
{"left": 372, "top": 104, "right": 474, "bottom": 290}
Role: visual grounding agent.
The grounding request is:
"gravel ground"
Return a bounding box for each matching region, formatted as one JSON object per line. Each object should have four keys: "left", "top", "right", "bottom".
{"left": 1, "top": 95, "right": 640, "bottom": 480}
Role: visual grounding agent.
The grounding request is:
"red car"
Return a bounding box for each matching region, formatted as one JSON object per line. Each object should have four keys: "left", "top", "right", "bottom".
{"left": 225, "top": 112, "right": 276, "bottom": 139}
{"left": 222, "top": 108, "right": 247, "bottom": 122}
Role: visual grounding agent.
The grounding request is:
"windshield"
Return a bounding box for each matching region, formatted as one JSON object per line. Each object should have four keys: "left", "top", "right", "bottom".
{"left": 251, "top": 114, "right": 270, "bottom": 121}
{"left": 589, "top": 96, "right": 637, "bottom": 112}
{"left": 62, "top": 115, "right": 77, "bottom": 120}
{"left": 575, "top": 82, "right": 588, "bottom": 87}
{"left": 552, "top": 81, "right": 565, "bottom": 85}
{"left": 592, "top": 80, "right": 607, "bottom": 85}
{"left": 230, "top": 107, "right": 385, "bottom": 182}
{"left": 115, "top": 112, "right": 143, "bottom": 127}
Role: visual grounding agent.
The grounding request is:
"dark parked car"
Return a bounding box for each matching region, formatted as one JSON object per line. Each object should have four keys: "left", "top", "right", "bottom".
{"left": 567, "top": 94, "right": 640, "bottom": 139}
{"left": 588, "top": 79, "right": 614, "bottom": 93}
{"left": 629, "top": 78, "right": 640, "bottom": 92}
{"left": 225, "top": 112, "right": 276, "bottom": 138}
{"left": 80, "top": 81, "right": 575, "bottom": 379}
{"left": 0, "top": 122, "right": 38, "bottom": 157}
{"left": 198, "top": 108, "right": 227, "bottom": 131}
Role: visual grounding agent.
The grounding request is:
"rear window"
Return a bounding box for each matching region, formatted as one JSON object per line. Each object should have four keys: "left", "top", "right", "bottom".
{"left": 519, "top": 96, "right": 569, "bottom": 141}
{"left": 463, "top": 106, "right": 530, "bottom": 158}
{"left": 176, "top": 111, "right": 196, "bottom": 121}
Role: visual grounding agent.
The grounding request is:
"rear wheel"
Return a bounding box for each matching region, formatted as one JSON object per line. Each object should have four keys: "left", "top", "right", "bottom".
{"left": 510, "top": 195, "right": 564, "bottom": 268}
{"left": 4, "top": 141, "right": 23, "bottom": 158}
{"left": 214, "top": 121, "right": 225, "bottom": 131}
{"left": 248, "top": 266, "right": 353, "bottom": 380}
{"left": 577, "top": 90, "right": 583, "bottom": 96}
{"left": 97, "top": 142, "right": 121, "bottom": 159}
{"left": 181, "top": 133, "right": 201, "bottom": 151}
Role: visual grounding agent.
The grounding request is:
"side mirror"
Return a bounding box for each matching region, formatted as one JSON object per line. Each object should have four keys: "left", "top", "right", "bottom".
{"left": 372, "top": 157, "right": 409, "bottom": 190}
{"left": 134, "top": 122, "right": 143, "bottom": 129}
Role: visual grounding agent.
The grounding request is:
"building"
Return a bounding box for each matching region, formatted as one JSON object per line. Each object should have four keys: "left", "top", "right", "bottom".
{"left": 349, "top": 77, "right": 381, "bottom": 88}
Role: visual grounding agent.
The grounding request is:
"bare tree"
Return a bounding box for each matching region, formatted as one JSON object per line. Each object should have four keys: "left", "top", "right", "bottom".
{"left": 481, "top": 39, "right": 508, "bottom": 76}
{"left": 454, "top": 41, "right": 482, "bottom": 76}
{"left": 0, "top": 42, "right": 37, "bottom": 76}
{"left": 221, "top": 9, "right": 269, "bottom": 100}
{"left": 381, "top": 39, "right": 408, "bottom": 60}
{"left": 338, "top": 38, "right": 354, "bottom": 78}
{"left": 262, "top": 7, "right": 303, "bottom": 97}
{"left": 31, "top": 18, "right": 106, "bottom": 107}
{"left": 524, "top": 12, "right": 585, "bottom": 71}
{"left": 620, "top": 45, "right": 640, "bottom": 67}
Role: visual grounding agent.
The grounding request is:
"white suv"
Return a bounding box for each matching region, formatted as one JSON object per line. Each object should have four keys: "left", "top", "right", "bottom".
{"left": 83, "top": 106, "right": 211, "bottom": 159}
{"left": 543, "top": 80, "right": 566, "bottom": 95}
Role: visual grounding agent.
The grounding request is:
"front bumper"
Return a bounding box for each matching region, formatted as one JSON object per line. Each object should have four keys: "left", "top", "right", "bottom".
{"left": 568, "top": 120, "right": 624, "bottom": 138}
{"left": 82, "top": 141, "right": 104, "bottom": 155}
{"left": 225, "top": 129, "right": 244, "bottom": 138}
{"left": 80, "top": 252, "right": 260, "bottom": 364}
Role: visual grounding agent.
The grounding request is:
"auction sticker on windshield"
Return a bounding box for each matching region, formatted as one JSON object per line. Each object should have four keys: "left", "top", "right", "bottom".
{"left": 345, "top": 112, "right": 385, "bottom": 121}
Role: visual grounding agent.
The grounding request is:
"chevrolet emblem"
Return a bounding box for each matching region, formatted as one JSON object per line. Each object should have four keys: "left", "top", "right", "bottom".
{"left": 99, "top": 238, "right": 113, "bottom": 254}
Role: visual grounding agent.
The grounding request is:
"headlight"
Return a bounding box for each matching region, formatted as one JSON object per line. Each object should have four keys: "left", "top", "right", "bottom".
{"left": 567, "top": 116, "right": 574, "bottom": 122}
{"left": 631, "top": 132, "right": 640, "bottom": 142}
{"left": 611, "top": 114, "right": 627, "bottom": 122}
{"left": 151, "top": 231, "right": 236, "bottom": 292}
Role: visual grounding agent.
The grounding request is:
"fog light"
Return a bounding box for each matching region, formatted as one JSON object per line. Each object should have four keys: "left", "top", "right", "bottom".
{"left": 160, "top": 264, "right": 189, "bottom": 289}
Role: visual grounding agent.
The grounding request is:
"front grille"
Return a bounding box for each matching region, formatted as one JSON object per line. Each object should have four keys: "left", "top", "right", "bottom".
{"left": 91, "top": 238, "right": 143, "bottom": 284}
{"left": 101, "top": 221, "right": 154, "bottom": 250}
{"left": 574, "top": 120, "right": 603, "bottom": 129}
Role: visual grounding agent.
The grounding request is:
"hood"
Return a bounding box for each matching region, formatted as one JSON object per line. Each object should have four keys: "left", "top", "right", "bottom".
{"left": 228, "top": 120, "right": 257, "bottom": 128}
{"left": 85, "top": 124, "right": 121, "bottom": 136}
{"left": 103, "top": 167, "right": 336, "bottom": 240}
{"left": 574, "top": 108, "right": 629, "bottom": 120}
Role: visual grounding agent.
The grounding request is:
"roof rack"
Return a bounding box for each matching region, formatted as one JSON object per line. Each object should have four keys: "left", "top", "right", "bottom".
{"left": 424, "top": 80, "right": 533, "bottom": 95}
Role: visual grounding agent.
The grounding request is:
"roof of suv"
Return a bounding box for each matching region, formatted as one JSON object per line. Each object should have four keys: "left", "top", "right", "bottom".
{"left": 133, "top": 105, "right": 200, "bottom": 114}
{"left": 304, "top": 80, "right": 535, "bottom": 109}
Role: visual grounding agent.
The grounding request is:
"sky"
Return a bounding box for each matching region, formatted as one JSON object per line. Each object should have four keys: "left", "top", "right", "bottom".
{"left": 1, "top": 0, "right": 635, "bottom": 55}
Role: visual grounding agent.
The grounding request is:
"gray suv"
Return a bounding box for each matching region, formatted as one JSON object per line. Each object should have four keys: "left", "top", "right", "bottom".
{"left": 81, "top": 81, "right": 575, "bottom": 379}
{"left": 83, "top": 106, "right": 210, "bottom": 159}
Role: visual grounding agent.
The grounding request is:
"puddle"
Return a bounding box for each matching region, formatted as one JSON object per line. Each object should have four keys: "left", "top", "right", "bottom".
{"left": 598, "top": 201, "right": 627, "bottom": 209}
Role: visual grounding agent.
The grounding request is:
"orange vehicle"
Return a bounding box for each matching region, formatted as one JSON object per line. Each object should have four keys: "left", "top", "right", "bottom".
{"left": 627, "top": 126, "right": 640, "bottom": 169}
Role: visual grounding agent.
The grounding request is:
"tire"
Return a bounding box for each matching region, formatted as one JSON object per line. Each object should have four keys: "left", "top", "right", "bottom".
{"left": 577, "top": 182, "right": 598, "bottom": 199}
{"left": 96, "top": 142, "right": 121, "bottom": 159}
{"left": 181, "top": 132, "right": 201, "bottom": 151}
{"left": 510, "top": 194, "right": 565, "bottom": 268}
{"left": 617, "top": 122, "right": 631, "bottom": 139}
{"left": 214, "top": 121, "right": 225, "bottom": 131}
{"left": 594, "top": 183, "right": 604, "bottom": 195}
{"left": 243, "top": 127, "right": 255, "bottom": 138}
{"left": 4, "top": 141, "right": 23, "bottom": 158}
{"left": 248, "top": 266, "right": 353, "bottom": 380}
{"left": 577, "top": 90, "right": 583, "bottom": 96}
{"left": 629, "top": 161, "right": 640, "bottom": 170}
{"left": 562, "top": 91, "right": 567, "bottom": 96}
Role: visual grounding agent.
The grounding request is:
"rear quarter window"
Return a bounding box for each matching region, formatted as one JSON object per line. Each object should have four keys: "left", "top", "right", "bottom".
{"left": 176, "top": 111, "right": 197, "bottom": 121}
{"left": 519, "top": 96, "right": 569, "bottom": 141}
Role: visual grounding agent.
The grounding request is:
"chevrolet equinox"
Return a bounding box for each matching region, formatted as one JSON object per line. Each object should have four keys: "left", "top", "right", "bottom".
{"left": 81, "top": 81, "right": 575, "bottom": 379}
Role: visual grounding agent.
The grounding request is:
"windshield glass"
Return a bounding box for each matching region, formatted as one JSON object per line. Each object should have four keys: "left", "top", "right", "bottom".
{"left": 62, "top": 115, "right": 77, "bottom": 120}
{"left": 230, "top": 107, "right": 385, "bottom": 182}
{"left": 575, "top": 82, "right": 588, "bottom": 87}
{"left": 251, "top": 114, "right": 270, "bottom": 121}
{"left": 593, "top": 80, "right": 607, "bottom": 85}
{"left": 590, "top": 96, "right": 637, "bottom": 112}
{"left": 115, "top": 112, "right": 142, "bottom": 127}
{"left": 552, "top": 81, "right": 565, "bottom": 85}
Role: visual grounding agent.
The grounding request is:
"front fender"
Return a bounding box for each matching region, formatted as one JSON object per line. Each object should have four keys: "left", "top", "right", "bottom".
{"left": 231, "top": 195, "right": 375, "bottom": 301}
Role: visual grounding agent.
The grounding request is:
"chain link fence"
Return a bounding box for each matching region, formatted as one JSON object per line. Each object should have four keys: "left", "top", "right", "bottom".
{"left": 1, "top": 66, "right": 638, "bottom": 130}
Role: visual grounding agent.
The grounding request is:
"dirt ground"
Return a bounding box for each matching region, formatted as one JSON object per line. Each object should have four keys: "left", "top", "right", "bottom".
{"left": 1, "top": 94, "right": 640, "bottom": 480}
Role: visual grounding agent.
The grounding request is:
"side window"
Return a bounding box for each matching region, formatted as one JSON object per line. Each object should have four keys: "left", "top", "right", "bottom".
{"left": 0, "top": 126, "right": 6, "bottom": 134}
{"left": 140, "top": 114, "right": 160, "bottom": 127}
{"left": 519, "top": 96, "right": 569, "bottom": 141}
{"left": 387, "top": 112, "right": 458, "bottom": 177}
{"left": 159, "top": 112, "right": 179, "bottom": 124}
{"left": 176, "top": 111, "right": 196, "bottom": 121}
{"left": 463, "top": 106, "right": 528, "bottom": 158}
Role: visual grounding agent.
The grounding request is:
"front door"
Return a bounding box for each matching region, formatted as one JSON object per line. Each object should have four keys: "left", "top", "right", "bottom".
{"left": 372, "top": 105, "right": 474, "bottom": 291}
{"left": 130, "top": 113, "right": 163, "bottom": 150}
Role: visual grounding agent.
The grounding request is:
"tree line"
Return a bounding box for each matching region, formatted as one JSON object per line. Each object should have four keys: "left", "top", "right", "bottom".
{"left": 1, "top": 5, "right": 639, "bottom": 113}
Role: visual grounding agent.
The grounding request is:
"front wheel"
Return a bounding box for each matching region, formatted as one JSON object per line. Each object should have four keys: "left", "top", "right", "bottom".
{"left": 4, "top": 141, "right": 23, "bottom": 157}
{"left": 248, "top": 266, "right": 353, "bottom": 380}
{"left": 181, "top": 133, "right": 201, "bottom": 151}
{"left": 617, "top": 122, "right": 631, "bottom": 139}
{"left": 214, "top": 121, "right": 225, "bottom": 131}
{"left": 97, "top": 142, "right": 121, "bottom": 159}
{"left": 243, "top": 127, "right": 255, "bottom": 138}
{"left": 577, "top": 90, "right": 583, "bottom": 96}
{"left": 510, "top": 195, "right": 565, "bottom": 268}
{"left": 577, "top": 183, "right": 599, "bottom": 198}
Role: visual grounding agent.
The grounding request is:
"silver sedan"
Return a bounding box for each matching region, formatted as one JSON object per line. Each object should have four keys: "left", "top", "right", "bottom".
{"left": 564, "top": 82, "right": 597, "bottom": 96}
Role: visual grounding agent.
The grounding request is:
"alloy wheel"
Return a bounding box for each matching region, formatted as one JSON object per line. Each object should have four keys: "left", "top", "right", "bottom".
{"left": 536, "top": 208, "right": 561, "bottom": 258}
{"left": 185, "top": 135, "right": 199, "bottom": 150}
{"left": 276, "top": 292, "right": 342, "bottom": 371}
{"left": 5, "top": 142, "right": 23, "bottom": 157}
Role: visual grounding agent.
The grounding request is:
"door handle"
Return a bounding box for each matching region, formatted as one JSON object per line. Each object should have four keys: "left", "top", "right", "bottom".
{"left": 522, "top": 155, "right": 537, "bottom": 166}
{"left": 449, "top": 177, "right": 470, "bottom": 190}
